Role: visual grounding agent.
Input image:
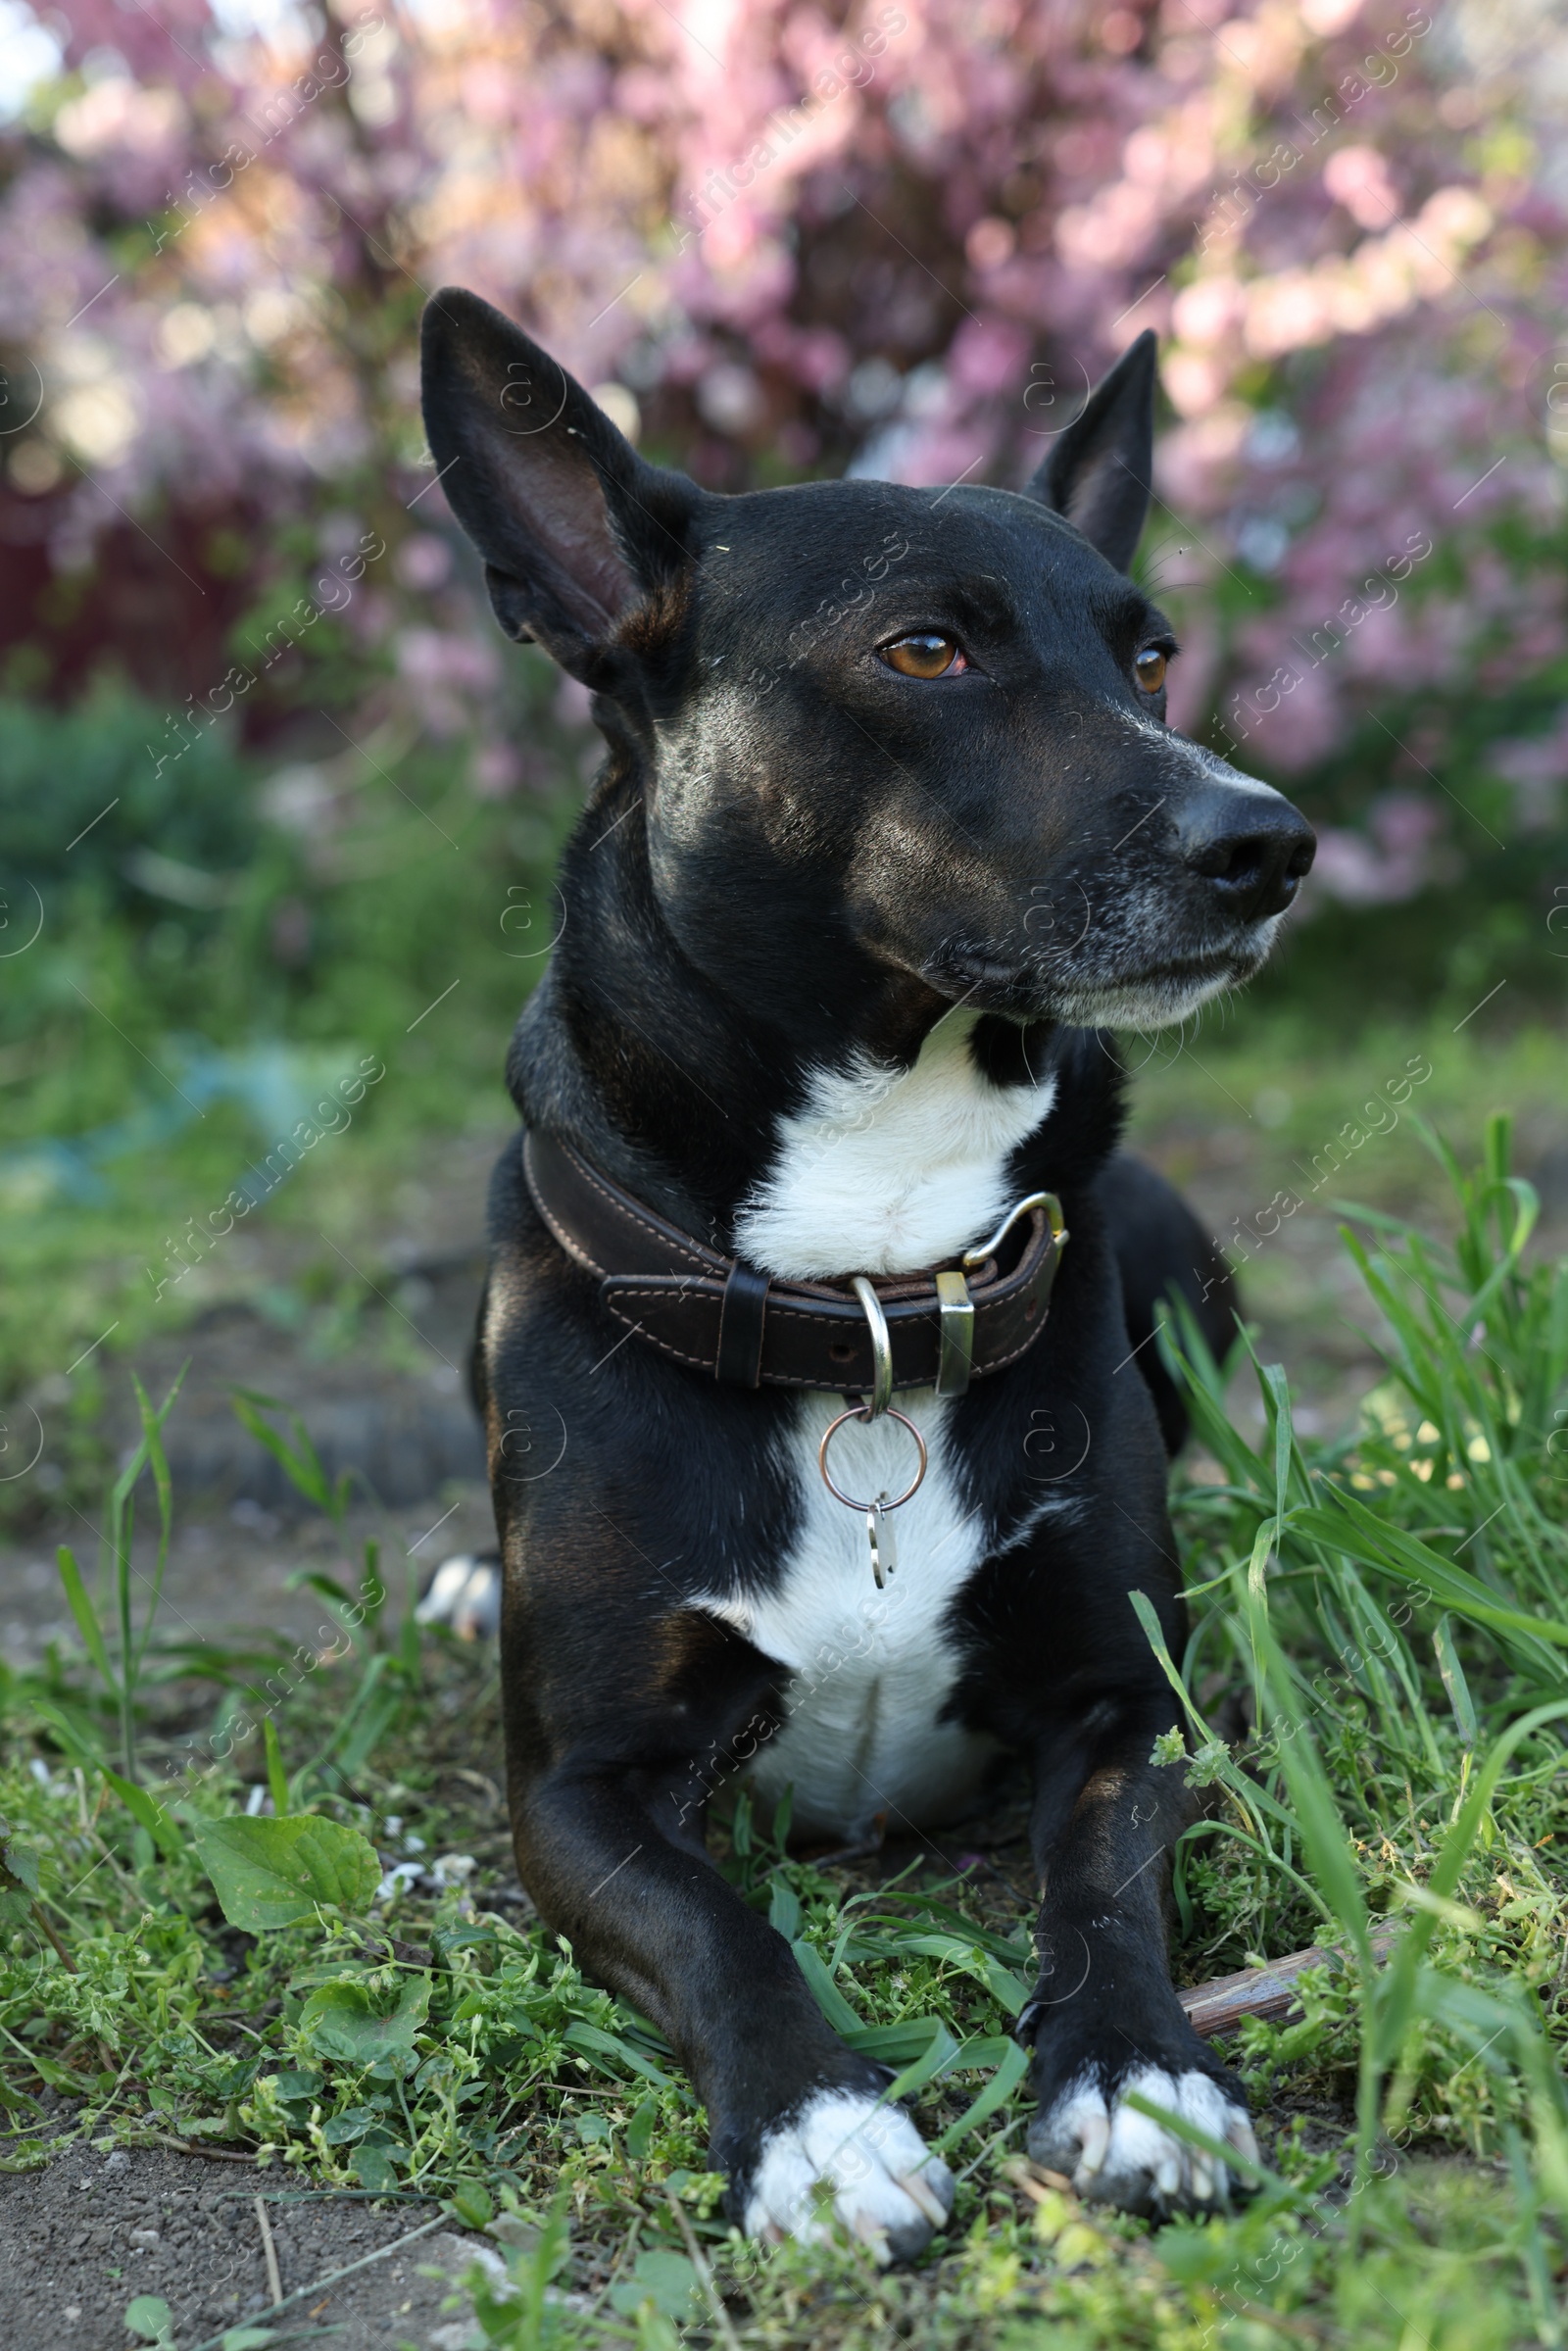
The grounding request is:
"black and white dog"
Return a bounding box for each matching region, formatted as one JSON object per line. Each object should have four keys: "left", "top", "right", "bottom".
{"left": 416, "top": 290, "right": 1314, "bottom": 2259}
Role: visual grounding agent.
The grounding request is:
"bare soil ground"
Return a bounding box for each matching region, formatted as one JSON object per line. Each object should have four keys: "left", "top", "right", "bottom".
{"left": 0, "top": 2139, "right": 488, "bottom": 2351}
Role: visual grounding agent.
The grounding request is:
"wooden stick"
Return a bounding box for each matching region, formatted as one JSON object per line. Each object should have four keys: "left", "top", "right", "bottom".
{"left": 662, "top": 2184, "right": 743, "bottom": 2351}
{"left": 30, "top": 1903, "right": 76, "bottom": 1973}
{"left": 147, "top": 2131, "right": 260, "bottom": 2164}
{"left": 255, "top": 2190, "right": 284, "bottom": 2306}
{"left": 1179, "top": 1928, "right": 1398, "bottom": 2039}
{"left": 180, "top": 2215, "right": 445, "bottom": 2351}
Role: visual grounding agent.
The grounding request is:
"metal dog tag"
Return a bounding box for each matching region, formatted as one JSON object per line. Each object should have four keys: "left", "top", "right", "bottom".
{"left": 866, "top": 1494, "right": 898, "bottom": 1589}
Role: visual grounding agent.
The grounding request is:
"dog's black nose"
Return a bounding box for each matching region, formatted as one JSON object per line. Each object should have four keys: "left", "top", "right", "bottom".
{"left": 1176, "top": 787, "right": 1316, "bottom": 921}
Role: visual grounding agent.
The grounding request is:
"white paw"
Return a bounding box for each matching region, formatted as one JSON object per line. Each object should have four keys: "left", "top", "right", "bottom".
{"left": 1029, "top": 2067, "right": 1257, "bottom": 2216}
{"left": 744, "top": 2089, "right": 956, "bottom": 2264}
{"left": 416, "top": 1553, "right": 502, "bottom": 1641}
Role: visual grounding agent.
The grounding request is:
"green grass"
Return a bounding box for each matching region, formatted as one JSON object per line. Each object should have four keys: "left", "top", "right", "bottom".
{"left": 1126, "top": 1009, "right": 1568, "bottom": 1213}
{"left": 2, "top": 1118, "right": 1566, "bottom": 2347}
{"left": 0, "top": 680, "right": 578, "bottom": 1497}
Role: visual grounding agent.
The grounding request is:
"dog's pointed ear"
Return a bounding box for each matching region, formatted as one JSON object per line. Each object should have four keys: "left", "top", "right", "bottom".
{"left": 1025, "top": 329, "right": 1157, "bottom": 573}
{"left": 420, "top": 287, "right": 699, "bottom": 681}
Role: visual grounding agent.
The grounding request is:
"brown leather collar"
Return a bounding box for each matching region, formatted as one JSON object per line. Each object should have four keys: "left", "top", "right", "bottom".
{"left": 521, "top": 1127, "right": 1066, "bottom": 1396}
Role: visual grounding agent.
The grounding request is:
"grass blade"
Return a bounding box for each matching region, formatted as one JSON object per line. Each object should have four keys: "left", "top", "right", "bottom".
{"left": 54, "top": 1544, "right": 119, "bottom": 1704}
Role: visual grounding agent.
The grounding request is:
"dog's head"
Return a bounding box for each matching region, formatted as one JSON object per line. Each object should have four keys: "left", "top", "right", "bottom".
{"left": 421, "top": 289, "right": 1313, "bottom": 1034}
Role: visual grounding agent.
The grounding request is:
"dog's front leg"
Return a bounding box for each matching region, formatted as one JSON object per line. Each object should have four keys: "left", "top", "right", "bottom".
{"left": 1020, "top": 1708, "right": 1256, "bottom": 2215}
{"left": 513, "top": 1759, "right": 956, "bottom": 2258}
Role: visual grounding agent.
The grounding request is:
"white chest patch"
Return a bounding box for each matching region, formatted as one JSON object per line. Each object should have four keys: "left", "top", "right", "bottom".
{"left": 700, "top": 1009, "right": 1058, "bottom": 1837}
{"left": 733, "top": 1009, "right": 1057, "bottom": 1279}
{"left": 696, "top": 1390, "right": 996, "bottom": 1840}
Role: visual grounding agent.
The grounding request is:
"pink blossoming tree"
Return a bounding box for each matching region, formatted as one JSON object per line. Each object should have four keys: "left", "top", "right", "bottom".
{"left": 1, "top": 0, "right": 1564, "bottom": 902}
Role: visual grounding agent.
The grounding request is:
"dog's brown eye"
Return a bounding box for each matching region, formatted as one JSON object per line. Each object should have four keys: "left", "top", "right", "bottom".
{"left": 1134, "top": 648, "right": 1168, "bottom": 693}
{"left": 883, "top": 633, "right": 964, "bottom": 679}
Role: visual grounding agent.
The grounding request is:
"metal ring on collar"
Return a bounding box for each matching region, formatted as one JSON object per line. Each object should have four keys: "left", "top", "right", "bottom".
{"left": 850, "top": 1274, "right": 895, "bottom": 1417}
{"left": 817, "top": 1404, "right": 929, "bottom": 1514}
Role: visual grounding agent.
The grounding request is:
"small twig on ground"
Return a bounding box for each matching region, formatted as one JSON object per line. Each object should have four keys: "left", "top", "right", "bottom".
{"left": 586, "top": 2212, "right": 642, "bottom": 2318}
{"left": 228, "top": 2187, "right": 436, "bottom": 2205}
{"left": 147, "top": 2131, "right": 260, "bottom": 2165}
{"left": 179, "top": 2214, "right": 445, "bottom": 2351}
{"left": 1004, "top": 2156, "right": 1073, "bottom": 2200}
{"left": 346, "top": 1924, "right": 436, "bottom": 1970}
{"left": 1204, "top": 2288, "right": 1336, "bottom": 2341}
{"left": 29, "top": 1903, "right": 76, "bottom": 1973}
{"left": 662, "top": 2184, "right": 743, "bottom": 2351}
{"left": 256, "top": 2190, "right": 284, "bottom": 2305}
{"left": 956, "top": 2113, "right": 1023, "bottom": 2183}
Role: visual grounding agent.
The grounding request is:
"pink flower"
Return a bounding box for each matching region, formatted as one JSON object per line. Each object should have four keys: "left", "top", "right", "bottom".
{"left": 395, "top": 628, "right": 502, "bottom": 737}
{"left": 0, "top": 0, "right": 1556, "bottom": 851}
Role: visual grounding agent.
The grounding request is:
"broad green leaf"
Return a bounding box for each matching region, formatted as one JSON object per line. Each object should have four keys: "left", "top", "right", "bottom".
{"left": 1260, "top": 1358, "right": 1295, "bottom": 1523}
{"left": 1126, "top": 1588, "right": 1205, "bottom": 1733}
{"left": 124, "top": 2296, "right": 175, "bottom": 2346}
{"left": 448, "top": 2180, "right": 494, "bottom": 2229}
{"left": 984, "top": 1958, "right": 1030, "bottom": 2016}
{"left": 299, "top": 1973, "right": 430, "bottom": 2064}
{"left": 952, "top": 2034, "right": 1018, "bottom": 2070}
{"left": 192, "top": 1814, "right": 380, "bottom": 1930}
{"left": 0, "top": 1823, "right": 40, "bottom": 1896}
{"left": 318, "top": 2103, "right": 385, "bottom": 2143}
{"left": 858, "top": 1929, "right": 1029, "bottom": 2016}
{"left": 335, "top": 1674, "right": 403, "bottom": 1781}
{"left": 0, "top": 1821, "right": 38, "bottom": 1931}
{"left": 27, "top": 1701, "right": 102, "bottom": 1777}
{"left": 609, "top": 2248, "right": 702, "bottom": 2322}
{"left": 855, "top": 1895, "right": 1030, "bottom": 1967}
{"left": 352, "top": 2140, "right": 401, "bottom": 2193}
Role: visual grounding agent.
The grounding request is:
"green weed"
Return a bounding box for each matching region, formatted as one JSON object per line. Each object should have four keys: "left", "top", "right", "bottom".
{"left": 0, "top": 1122, "right": 1564, "bottom": 2347}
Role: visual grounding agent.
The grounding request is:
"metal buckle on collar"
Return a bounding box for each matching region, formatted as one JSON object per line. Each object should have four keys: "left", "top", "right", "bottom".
{"left": 960, "top": 1190, "right": 1063, "bottom": 1272}
{"left": 941, "top": 1190, "right": 1065, "bottom": 1400}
